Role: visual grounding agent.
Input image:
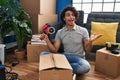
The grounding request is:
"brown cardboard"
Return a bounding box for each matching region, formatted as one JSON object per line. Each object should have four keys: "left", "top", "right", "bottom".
{"left": 20, "top": 0, "right": 39, "bottom": 34}
{"left": 40, "top": 0, "right": 56, "bottom": 14}
{"left": 20, "top": 0, "right": 56, "bottom": 14}
{"left": 95, "top": 48, "right": 120, "bottom": 77}
{"left": 27, "top": 42, "right": 49, "bottom": 62}
{"left": 39, "top": 54, "right": 73, "bottom": 80}
{"left": 29, "top": 13, "right": 38, "bottom": 34}
{"left": 38, "top": 14, "right": 58, "bottom": 33}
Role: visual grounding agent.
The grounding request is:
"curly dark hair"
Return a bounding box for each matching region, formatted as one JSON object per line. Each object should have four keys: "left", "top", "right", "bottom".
{"left": 60, "top": 5, "right": 78, "bottom": 24}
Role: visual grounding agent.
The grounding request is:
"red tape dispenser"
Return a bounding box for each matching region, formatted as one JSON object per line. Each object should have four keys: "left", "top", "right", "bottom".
{"left": 40, "top": 24, "right": 55, "bottom": 40}
{"left": 41, "top": 24, "right": 55, "bottom": 35}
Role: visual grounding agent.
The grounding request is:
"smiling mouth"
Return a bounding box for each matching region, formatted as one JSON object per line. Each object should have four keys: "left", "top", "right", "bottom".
{"left": 69, "top": 20, "right": 74, "bottom": 23}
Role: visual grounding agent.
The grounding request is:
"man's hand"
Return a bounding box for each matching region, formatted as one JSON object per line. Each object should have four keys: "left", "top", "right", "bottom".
{"left": 90, "top": 34, "right": 103, "bottom": 42}
{"left": 84, "top": 34, "right": 103, "bottom": 52}
{"left": 40, "top": 33, "right": 49, "bottom": 41}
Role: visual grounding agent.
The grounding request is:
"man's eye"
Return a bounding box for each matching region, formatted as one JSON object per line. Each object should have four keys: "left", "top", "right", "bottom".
{"left": 72, "top": 14, "right": 75, "bottom": 16}
{"left": 66, "top": 14, "right": 70, "bottom": 17}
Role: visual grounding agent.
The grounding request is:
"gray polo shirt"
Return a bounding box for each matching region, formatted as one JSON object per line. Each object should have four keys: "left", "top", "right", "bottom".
{"left": 55, "top": 24, "right": 89, "bottom": 57}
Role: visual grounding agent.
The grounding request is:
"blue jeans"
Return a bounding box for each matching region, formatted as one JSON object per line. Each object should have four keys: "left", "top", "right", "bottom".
{"left": 40, "top": 51, "right": 90, "bottom": 74}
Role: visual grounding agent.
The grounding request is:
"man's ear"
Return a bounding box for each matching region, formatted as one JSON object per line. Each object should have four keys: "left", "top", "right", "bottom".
{"left": 63, "top": 18, "right": 65, "bottom": 21}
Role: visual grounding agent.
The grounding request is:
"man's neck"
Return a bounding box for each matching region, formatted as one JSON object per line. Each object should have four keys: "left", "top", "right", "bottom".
{"left": 66, "top": 24, "right": 74, "bottom": 30}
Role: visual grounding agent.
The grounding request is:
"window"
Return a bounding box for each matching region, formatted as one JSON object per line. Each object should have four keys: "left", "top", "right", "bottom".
{"left": 72, "top": 0, "right": 120, "bottom": 23}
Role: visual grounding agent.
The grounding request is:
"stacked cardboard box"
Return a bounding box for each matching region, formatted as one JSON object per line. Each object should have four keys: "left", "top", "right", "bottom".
{"left": 20, "top": 0, "right": 57, "bottom": 34}
{"left": 39, "top": 54, "right": 73, "bottom": 80}
{"left": 27, "top": 41, "right": 49, "bottom": 62}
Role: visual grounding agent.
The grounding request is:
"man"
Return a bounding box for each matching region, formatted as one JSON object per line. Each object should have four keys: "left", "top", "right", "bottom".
{"left": 40, "top": 5, "right": 102, "bottom": 80}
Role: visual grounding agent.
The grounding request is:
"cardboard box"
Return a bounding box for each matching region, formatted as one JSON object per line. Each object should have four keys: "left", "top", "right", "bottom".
{"left": 20, "top": 0, "right": 56, "bottom": 14}
{"left": 38, "top": 14, "right": 58, "bottom": 33}
{"left": 39, "top": 54, "right": 73, "bottom": 80}
{"left": 27, "top": 43, "right": 49, "bottom": 62}
{"left": 40, "top": 0, "right": 56, "bottom": 14}
{"left": 95, "top": 48, "right": 120, "bottom": 77}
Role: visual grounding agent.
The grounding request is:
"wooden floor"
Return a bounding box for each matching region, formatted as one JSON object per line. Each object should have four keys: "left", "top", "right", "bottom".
{"left": 5, "top": 52, "right": 120, "bottom": 80}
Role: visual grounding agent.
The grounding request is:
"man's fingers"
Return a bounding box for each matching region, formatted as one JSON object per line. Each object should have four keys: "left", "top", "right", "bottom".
{"left": 97, "top": 34, "right": 103, "bottom": 38}
{"left": 90, "top": 34, "right": 103, "bottom": 41}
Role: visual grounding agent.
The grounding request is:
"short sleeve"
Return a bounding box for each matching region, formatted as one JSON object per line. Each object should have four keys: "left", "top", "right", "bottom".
{"left": 83, "top": 28, "right": 89, "bottom": 40}
{"left": 55, "top": 30, "right": 61, "bottom": 42}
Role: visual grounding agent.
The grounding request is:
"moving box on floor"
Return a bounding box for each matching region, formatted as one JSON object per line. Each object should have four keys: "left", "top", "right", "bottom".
{"left": 39, "top": 54, "right": 73, "bottom": 80}
{"left": 95, "top": 48, "right": 120, "bottom": 78}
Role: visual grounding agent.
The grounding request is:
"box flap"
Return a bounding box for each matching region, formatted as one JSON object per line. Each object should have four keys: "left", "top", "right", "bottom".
{"left": 40, "top": 54, "right": 72, "bottom": 70}
{"left": 40, "top": 54, "right": 55, "bottom": 70}
{"left": 53, "top": 54, "right": 72, "bottom": 70}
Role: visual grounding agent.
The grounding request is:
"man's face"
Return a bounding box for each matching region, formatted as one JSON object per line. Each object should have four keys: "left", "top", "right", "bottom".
{"left": 64, "top": 11, "right": 75, "bottom": 26}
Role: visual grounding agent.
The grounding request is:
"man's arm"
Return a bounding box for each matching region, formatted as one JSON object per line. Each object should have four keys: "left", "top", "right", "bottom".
{"left": 41, "top": 33, "right": 61, "bottom": 52}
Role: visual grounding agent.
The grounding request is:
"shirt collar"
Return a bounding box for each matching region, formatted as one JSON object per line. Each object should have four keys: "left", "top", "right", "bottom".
{"left": 64, "top": 24, "right": 77, "bottom": 31}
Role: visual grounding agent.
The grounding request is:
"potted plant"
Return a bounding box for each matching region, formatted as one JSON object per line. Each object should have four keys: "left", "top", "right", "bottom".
{"left": 12, "top": 11, "right": 32, "bottom": 59}
{"left": 0, "top": 0, "right": 32, "bottom": 59}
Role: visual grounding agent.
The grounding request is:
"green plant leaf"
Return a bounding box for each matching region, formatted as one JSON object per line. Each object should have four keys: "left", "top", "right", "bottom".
{"left": 0, "top": 0, "right": 9, "bottom": 5}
